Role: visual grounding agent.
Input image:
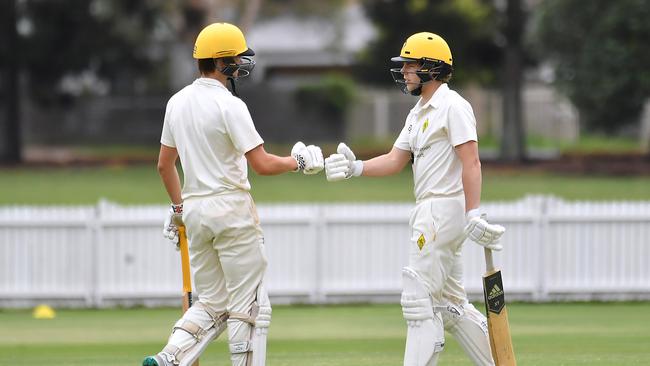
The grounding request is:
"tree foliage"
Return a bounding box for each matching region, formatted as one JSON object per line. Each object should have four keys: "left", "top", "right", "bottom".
{"left": 295, "top": 73, "right": 358, "bottom": 117}
{"left": 17, "top": 0, "right": 168, "bottom": 104}
{"left": 256, "top": 0, "right": 345, "bottom": 18}
{"left": 357, "top": 0, "right": 502, "bottom": 86}
{"left": 533, "top": 0, "right": 650, "bottom": 132}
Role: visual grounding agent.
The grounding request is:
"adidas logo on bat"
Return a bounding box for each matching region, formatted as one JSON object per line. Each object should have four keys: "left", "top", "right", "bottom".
{"left": 488, "top": 284, "right": 504, "bottom": 300}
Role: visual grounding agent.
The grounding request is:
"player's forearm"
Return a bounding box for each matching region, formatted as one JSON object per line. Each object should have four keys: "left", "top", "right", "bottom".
{"left": 462, "top": 159, "right": 482, "bottom": 211}
{"left": 246, "top": 144, "right": 300, "bottom": 175}
{"left": 253, "top": 154, "right": 297, "bottom": 176}
{"left": 158, "top": 164, "right": 183, "bottom": 204}
{"left": 361, "top": 153, "right": 406, "bottom": 177}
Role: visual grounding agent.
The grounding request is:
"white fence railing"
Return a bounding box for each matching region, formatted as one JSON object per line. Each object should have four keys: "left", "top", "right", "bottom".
{"left": 1, "top": 196, "right": 650, "bottom": 308}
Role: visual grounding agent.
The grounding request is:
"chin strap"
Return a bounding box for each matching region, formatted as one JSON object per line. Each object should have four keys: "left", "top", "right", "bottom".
{"left": 228, "top": 77, "right": 239, "bottom": 97}
{"left": 410, "top": 85, "right": 422, "bottom": 96}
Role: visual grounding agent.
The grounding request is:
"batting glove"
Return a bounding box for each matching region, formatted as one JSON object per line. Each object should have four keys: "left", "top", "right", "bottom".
{"left": 464, "top": 208, "right": 505, "bottom": 251}
{"left": 325, "top": 143, "right": 363, "bottom": 182}
{"left": 292, "top": 142, "right": 324, "bottom": 175}
{"left": 163, "top": 203, "right": 183, "bottom": 249}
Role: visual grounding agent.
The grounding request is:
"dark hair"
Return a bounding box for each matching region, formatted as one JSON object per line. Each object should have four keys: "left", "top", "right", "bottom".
{"left": 198, "top": 57, "right": 237, "bottom": 75}
{"left": 198, "top": 58, "right": 216, "bottom": 74}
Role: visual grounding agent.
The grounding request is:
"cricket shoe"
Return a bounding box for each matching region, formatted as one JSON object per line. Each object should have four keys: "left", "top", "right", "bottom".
{"left": 142, "top": 353, "right": 175, "bottom": 366}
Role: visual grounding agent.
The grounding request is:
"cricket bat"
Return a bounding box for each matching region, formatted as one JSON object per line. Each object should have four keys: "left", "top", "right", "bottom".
{"left": 482, "top": 248, "right": 516, "bottom": 366}
{"left": 177, "top": 224, "right": 199, "bottom": 366}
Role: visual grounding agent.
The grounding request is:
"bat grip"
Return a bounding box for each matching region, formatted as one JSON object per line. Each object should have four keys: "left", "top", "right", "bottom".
{"left": 484, "top": 247, "right": 494, "bottom": 272}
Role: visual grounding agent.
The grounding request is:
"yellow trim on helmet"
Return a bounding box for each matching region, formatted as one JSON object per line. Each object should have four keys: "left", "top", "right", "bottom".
{"left": 193, "top": 23, "right": 254, "bottom": 59}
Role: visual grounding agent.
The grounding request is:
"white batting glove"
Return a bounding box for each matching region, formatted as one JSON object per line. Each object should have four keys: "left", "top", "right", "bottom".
{"left": 291, "top": 142, "right": 324, "bottom": 175}
{"left": 464, "top": 208, "right": 505, "bottom": 251}
{"left": 325, "top": 143, "right": 363, "bottom": 182}
{"left": 162, "top": 203, "right": 183, "bottom": 249}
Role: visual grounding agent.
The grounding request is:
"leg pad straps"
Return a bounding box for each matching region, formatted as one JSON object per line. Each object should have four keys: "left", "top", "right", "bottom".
{"left": 163, "top": 303, "right": 228, "bottom": 364}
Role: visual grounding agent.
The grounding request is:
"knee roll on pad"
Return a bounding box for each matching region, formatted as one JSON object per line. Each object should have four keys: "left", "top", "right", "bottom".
{"left": 442, "top": 302, "right": 494, "bottom": 366}
{"left": 401, "top": 267, "right": 445, "bottom": 366}
{"left": 440, "top": 302, "right": 465, "bottom": 330}
{"left": 401, "top": 267, "right": 434, "bottom": 325}
{"left": 254, "top": 282, "right": 272, "bottom": 331}
{"left": 228, "top": 283, "right": 272, "bottom": 366}
{"left": 161, "top": 302, "right": 228, "bottom": 366}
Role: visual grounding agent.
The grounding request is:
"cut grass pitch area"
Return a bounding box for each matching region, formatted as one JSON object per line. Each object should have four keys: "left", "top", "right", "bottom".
{"left": 1, "top": 165, "right": 649, "bottom": 204}
{"left": 1, "top": 303, "right": 649, "bottom": 365}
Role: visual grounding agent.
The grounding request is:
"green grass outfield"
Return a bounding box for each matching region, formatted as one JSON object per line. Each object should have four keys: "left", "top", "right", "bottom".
{"left": 1, "top": 303, "right": 649, "bottom": 365}
{"left": 1, "top": 165, "right": 649, "bottom": 204}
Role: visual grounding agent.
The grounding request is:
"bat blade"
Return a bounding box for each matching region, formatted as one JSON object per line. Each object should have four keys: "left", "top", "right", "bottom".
{"left": 178, "top": 225, "right": 193, "bottom": 311}
{"left": 483, "top": 268, "right": 516, "bottom": 366}
{"left": 177, "top": 225, "right": 199, "bottom": 366}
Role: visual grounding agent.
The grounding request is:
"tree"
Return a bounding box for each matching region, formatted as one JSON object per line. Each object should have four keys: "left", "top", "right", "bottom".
{"left": 533, "top": 0, "right": 650, "bottom": 133}
{"left": 0, "top": 0, "right": 21, "bottom": 163}
{"left": 357, "top": 0, "right": 502, "bottom": 86}
{"left": 358, "top": 0, "right": 530, "bottom": 162}
{"left": 0, "top": 0, "right": 168, "bottom": 163}
{"left": 19, "top": 0, "right": 168, "bottom": 102}
{"left": 499, "top": 0, "right": 526, "bottom": 162}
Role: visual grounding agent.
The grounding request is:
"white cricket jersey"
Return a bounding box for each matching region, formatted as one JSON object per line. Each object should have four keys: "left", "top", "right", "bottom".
{"left": 394, "top": 83, "right": 478, "bottom": 202}
{"left": 160, "top": 78, "right": 264, "bottom": 200}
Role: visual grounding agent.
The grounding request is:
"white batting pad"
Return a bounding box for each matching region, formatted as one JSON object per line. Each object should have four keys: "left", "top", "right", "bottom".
{"left": 163, "top": 302, "right": 228, "bottom": 366}
{"left": 442, "top": 302, "right": 494, "bottom": 366}
{"left": 228, "top": 282, "right": 272, "bottom": 366}
{"left": 401, "top": 267, "right": 444, "bottom": 366}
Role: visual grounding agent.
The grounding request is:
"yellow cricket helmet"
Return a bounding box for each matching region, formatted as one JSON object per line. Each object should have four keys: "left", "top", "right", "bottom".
{"left": 391, "top": 32, "right": 453, "bottom": 66}
{"left": 193, "top": 23, "right": 254, "bottom": 59}
{"left": 390, "top": 32, "right": 453, "bottom": 95}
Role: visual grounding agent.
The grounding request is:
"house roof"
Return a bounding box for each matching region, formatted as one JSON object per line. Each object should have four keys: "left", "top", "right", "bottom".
{"left": 247, "top": 3, "right": 376, "bottom": 66}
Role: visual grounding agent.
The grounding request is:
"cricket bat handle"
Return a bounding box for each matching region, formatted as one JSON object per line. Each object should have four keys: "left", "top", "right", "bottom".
{"left": 484, "top": 247, "right": 495, "bottom": 272}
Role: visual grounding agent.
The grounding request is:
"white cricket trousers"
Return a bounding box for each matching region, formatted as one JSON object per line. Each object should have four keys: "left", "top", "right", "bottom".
{"left": 405, "top": 194, "right": 494, "bottom": 366}
{"left": 408, "top": 194, "right": 469, "bottom": 312}
{"left": 182, "top": 190, "right": 267, "bottom": 327}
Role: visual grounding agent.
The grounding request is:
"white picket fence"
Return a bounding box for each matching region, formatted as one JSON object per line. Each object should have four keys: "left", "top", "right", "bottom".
{"left": 1, "top": 196, "right": 650, "bottom": 308}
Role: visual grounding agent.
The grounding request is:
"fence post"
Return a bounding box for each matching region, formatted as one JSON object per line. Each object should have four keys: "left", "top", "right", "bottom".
{"left": 84, "top": 204, "right": 97, "bottom": 307}
{"left": 309, "top": 206, "right": 326, "bottom": 304}
{"left": 373, "top": 92, "right": 389, "bottom": 138}
{"left": 89, "top": 199, "right": 108, "bottom": 307}
{"left": 535, "top": 196, "right": 552, "bottom": 301}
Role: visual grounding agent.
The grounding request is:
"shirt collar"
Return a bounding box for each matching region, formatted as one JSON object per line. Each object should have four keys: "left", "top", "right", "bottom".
{"left": 194, "top": 77, "right": 229, "bottom": 91}
{"left": 414, "top": 83, "right": 449, "bottom": 112}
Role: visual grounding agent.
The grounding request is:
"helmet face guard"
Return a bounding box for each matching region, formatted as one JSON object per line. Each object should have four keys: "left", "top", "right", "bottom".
{"left": 214, "top": 56, "right": 255, "bottom": 80}
{"left": 389, "top": 58, "right": 452, "bottom": 95}
{"left": 217, "top": 54, "right": 256, "bottom": 97}
{"left": 389, "top": 32, "right": 453, "bottom": 96}
{"left": 218, "top": 56, "right": 255, "bottom": 80}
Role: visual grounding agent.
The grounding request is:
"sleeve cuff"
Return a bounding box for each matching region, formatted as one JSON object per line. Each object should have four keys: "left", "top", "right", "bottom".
{"left": 160, "top": 140, "right": 176, "bottom": 148}
{"left": 242, "top": 139, "right": 265, "bottom": 154}
{"left": 466, "top": 208, "right": 481, "bottom": 219}
{"left": 351, "top": 160, "right": 363, "bottom": 177}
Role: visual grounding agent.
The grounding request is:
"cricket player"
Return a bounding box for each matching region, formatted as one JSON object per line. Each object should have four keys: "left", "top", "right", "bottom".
{"left": 143, "top": 23, "right": 324, "bottom": 366}
{"left": 325, "top": 32, "right": 505, "bottom": 365}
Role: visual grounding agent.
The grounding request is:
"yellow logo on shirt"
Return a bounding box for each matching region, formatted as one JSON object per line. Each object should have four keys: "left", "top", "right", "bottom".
{"left": 417, "top": 233, "right": 426, "bottom": 250}
{"left": 422, "top": 118, "right": 429, "bottom": 132}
